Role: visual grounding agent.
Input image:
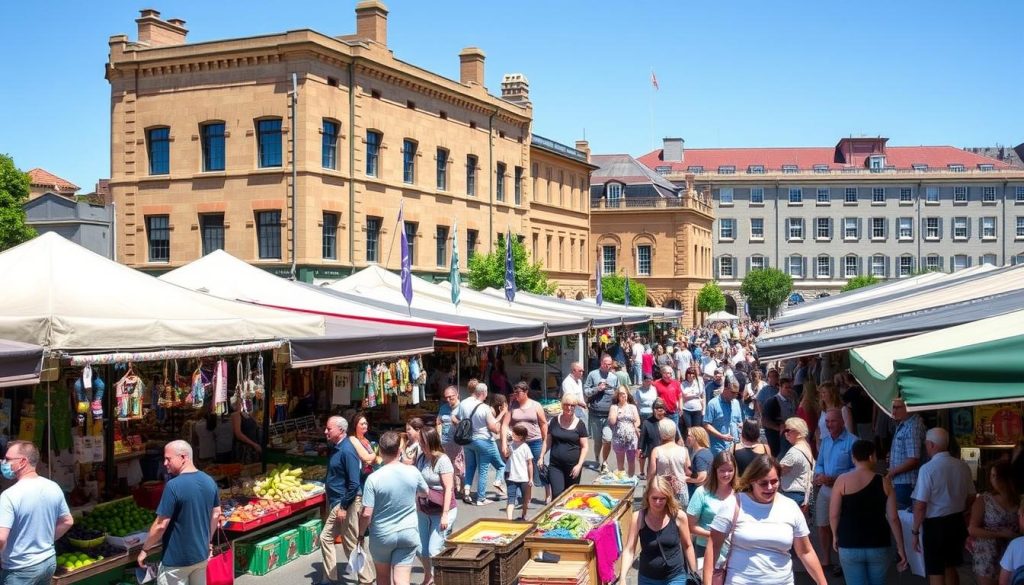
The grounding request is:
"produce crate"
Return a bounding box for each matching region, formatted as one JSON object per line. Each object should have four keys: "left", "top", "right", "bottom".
{"left": 446, "top": 519, "right": 535, "bottom": 585}
{"left": 278, "top": 529, "right": 300, "bottom": 565}
{"left": 234, "top": 536, "right": 281, "bottom": 576}
{"left": 433, "top": 546, "right": 494, "bottom": 585}
{"left": 297, "top": 518, "right": 322, "bottom": 555}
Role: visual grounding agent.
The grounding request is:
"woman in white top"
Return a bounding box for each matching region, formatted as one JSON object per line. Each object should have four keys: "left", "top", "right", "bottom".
{"left": 744, "top": 371, "right": 766, "bottom": 417}
{"left": 680, "top": 368, "right": 705, "bottom": 429}
{"left": 778, "top": 417, "right": 815, "bottom": 508}
{"left": 649, "top": 418, "right": 691, "bottom": 508}
{"left": 703, "top": 454, "right": 828, "bottom": 585}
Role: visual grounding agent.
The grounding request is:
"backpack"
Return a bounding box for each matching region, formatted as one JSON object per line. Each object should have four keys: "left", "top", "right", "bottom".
{"left": 453, "top": 403, "right": 483, "bottom": 446}
{"left": 1011, "top": 564, "right": 1024, "bottom": 585}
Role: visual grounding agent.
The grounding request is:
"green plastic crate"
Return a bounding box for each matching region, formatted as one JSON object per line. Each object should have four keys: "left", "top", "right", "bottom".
{"left": 297, "top": 518, "right": 323, "bottom": 555}
{"left": 278, "top": 529, "right": 300, "bottom": 565}
{"left": 235, "top": 536, "right": 281, "bottom": 576}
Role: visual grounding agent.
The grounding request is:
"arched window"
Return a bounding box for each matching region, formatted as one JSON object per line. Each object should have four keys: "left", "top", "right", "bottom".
{"left": 786, "top": 255, "right": 804, "bottom": 279}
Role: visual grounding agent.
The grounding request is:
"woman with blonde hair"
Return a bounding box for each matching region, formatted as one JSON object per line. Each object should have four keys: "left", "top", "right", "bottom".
{"left": 649, "top": 418, "right": 692, "bottom": 507}
{"left": 686, "top": 427, "right": 713, "bottom": 497}
{"left": 779, "top": 417, "right": 815, "bottom": 508}
{"left": 619, "top": 476, "right": 698, "bottom": 585}
{"left": 539, "top": 395, "right": 589, "bottom": 498}
{"left": 816, "top": 382, "right": 853, "bottom": 451}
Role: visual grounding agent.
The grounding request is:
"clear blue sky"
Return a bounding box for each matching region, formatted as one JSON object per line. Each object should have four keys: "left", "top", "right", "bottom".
{"left": 3, "top": 1, "right": 1022, "bottom": 192}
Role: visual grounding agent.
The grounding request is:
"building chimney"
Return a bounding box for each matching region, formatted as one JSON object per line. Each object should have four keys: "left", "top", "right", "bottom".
{"left": 355, "top": 0, "right": 388, "bottom": 46}
{"left": 663, "top": 137, "right": 685, "bottom": 163}
{"left": 458, "top": 47, "right": 486, "bottom": 87}
{"left": 575, "top": 140, "right": 591, "bottom": 162}
{"left": 500, "top": 73, "right": 530, "bottom": 105}
{"left": 136, "top": 9, "right": 188, "bottom": 47}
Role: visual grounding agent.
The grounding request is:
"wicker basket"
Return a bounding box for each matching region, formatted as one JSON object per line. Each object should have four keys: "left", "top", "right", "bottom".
{"left": 488, "top": 541, "right": 529, "bottom": 585}
{"left": 433, "top": 547, "right": 493, "bottom": 585}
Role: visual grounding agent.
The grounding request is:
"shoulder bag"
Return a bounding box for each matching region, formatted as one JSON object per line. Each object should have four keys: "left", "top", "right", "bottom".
{"left": 711, "top": 495, "right": 741, "bottom": 585}
{"left": 452, "top": 403, "right": 483, "bottom": 446}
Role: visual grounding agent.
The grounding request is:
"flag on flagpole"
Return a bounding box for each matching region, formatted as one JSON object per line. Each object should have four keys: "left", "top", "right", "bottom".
{"left": 450, "top": 220, "right": 461, "bottom": 306}
{"left": 595, "top": 257, "right": 603, "bottom": 307}
{"left": 651, "top": 70, "right": 659, "bottom": 91}
{"left": 504, "top": 229, "right": 516, "bottom": 303}
{"left": 624, "top": 273, "right": 631, "bottom": 307}
{"left": 399, "top": 201, "right": 413, "bottom": 309}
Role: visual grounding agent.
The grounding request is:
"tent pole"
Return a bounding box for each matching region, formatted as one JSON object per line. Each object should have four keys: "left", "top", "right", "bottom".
{"left": 46, "top": 381, "right": 52, "bottom": 479}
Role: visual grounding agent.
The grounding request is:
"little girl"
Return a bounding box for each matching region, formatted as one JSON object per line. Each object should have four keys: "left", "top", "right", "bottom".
{"left": 506, "top": 423, "right": 534, "bottom": 520}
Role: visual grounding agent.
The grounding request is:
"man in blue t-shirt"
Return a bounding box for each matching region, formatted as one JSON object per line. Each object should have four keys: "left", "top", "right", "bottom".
{"left": 138, "top": 440, "right": 220, "bottom": 585}
{"left": 704, "top": 383, "right": 743, "bottom": 454}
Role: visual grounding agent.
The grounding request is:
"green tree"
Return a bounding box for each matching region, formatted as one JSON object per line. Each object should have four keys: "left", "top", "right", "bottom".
{"left": 0, "top": 154, "right": 34, "bottom": 251}
{"left": 739, "top": 267, "right": 793, "bottom": 317}
{"left": 467, "top": 233, "right": 555, "bottom": 294}
{"left": 600, "top": 273, "right": 648, "bottom": 306}
{"left": 840, "top": 274, "right": 880, "bottom": 292}
{"left": 696, "top": 281, "right": 726, "bottom": 313}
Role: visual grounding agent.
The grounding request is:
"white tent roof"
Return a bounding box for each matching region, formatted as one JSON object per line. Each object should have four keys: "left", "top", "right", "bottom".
{"left": 777, "top": 271, "right": 948, "bottom": 320}
{"left": 705, "top": 311, "right": 739, "bottom": 322}
{"left": 0, "top": 233, "right": 324, "bottom": 351}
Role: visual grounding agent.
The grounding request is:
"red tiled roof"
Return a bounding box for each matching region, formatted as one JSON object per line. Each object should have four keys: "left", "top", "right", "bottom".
{"left": 27, "top": 168, "right": 79, "bottom": 191}
{"left": 637, "top": 145, "right": 1015, "bottom": 173}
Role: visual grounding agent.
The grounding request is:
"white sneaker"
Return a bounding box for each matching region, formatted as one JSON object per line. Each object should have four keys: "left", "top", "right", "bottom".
{"left": 598, "top": 463, "right": 609, "bottom": 474}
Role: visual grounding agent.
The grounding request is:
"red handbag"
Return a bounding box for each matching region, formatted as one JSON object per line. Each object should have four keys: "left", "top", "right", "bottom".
{"left": 206, "top": 526, "right": 233, "bottom": 585}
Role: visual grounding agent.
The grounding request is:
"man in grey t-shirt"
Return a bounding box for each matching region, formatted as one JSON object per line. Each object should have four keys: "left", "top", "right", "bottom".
{"left": 583, "top": 354, "right": 617, "bottom": 473}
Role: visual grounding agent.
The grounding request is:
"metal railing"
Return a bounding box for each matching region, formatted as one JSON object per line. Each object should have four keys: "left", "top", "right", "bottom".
{"left": 676, "top": 166, "right": 1021, "bottom": 177}
{"left": 592, "top": 196, "right": 713, "bottom": 213}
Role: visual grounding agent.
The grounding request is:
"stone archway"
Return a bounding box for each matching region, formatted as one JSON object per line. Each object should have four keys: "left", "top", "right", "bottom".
{"left": 724, "top": 294, "right": 738, "bottom": 315}
{"left": 664, "top": 299, "right": 682, "bottom": 310}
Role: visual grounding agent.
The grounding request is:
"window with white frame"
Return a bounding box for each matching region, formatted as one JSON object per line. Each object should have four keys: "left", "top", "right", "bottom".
{"left": 1014, "top": 254, "right": 1024, "bottom": 266}
{"left": 719, "top": 188, "right": 734, "bottom": 205}
{"left": 719, "top": 256, "right": 735, "bottom": 278}
{"left": 981, "top": 217, "right": 997, "bottom": 239}
{"left": 954, "top": 186, "right": 968, "bottom": 203}
{"left": 782, "top": 165, "right": 799, "bottom": 174}
{"left": 750, "top": 187, "right": 764, "bottom": 204}
{"left": 748, "top": 165, "right": 765, "bottom": 174}
{"left": 871, "top": 217, "right": 886, "bottom": 240}
{"left": 816, "top": 218, "right": 831, "bottom": 240}
{"left": 900, "top": 188, "right": 913, "bottom": 203}
{"left": 898, "top": 256, "right": 913, "bottom": 277}
{"left": 925, "top": 217, "right": 940, "bottom": 240}
{"left": 872, "top": 187, "right": 885, "bottom": 203}
{"left": 817, "top": 188, "right": 830, "bottom": 204}
{"left": 870, "top": 255, "right": 886, "bottom": 277}
{"left": 952, "top": 254, "right": 969, "bottom": 271}
{"left": 983, "top": 186, "right": 997, "bottom": 202}
{"left": 981, "top": 253, "right": 997, "bottom": 266}
{"left": 844, "top": 218, "right": 859, "bottom": 240}
{"left": 750, "top": 218, "right": 764, "bottom": 240}
{"left": 607, "top": 183, "right": 622, "bottom": 205}
{"left": 750, "top": 256, "right": 767, "bottom": 271}
{"left": 816, "top": 256, "right": 831, "bottom": 278}
{"left": 843, "top": 256, "right": 858, "bottom": 278}
{"left": 788, "top": 188, "right": 803, "bottom": 204}
{"left": 787, "top": 255, "right": 804, "bottom": 278}
{"left": 719, "top": 219, "right": 736, "bottom": 241}
{"left": 949, "top": 164, "right": 966, "bottom": 173}
{"left": 953, "top": 217, "right": 968, "bottom": 240}
{"left": 813, "top": 164, "right": 829, "bottom": 173}
{"left": 926, "top": 186, "right": 939, "bottom": 203}
{"left": 718, "top": 165, "right": 736, "bottom": 175}
{"left": 787, "top": 218, "right": 804, "bottom": 241}
{"left": 925, "top": 255, "right": 941, "bottom": 271}
{"left": 898, "top": 217, "right": 913, "bottom": 240}
{"left": 1017, "top": 217, "right": 1024, "bottom": 238}
{"left": 602, "top": 245, "right": 616, "bottom": 275}
{"left": 637, "top": 245, "right": 652, "bottom": 276}
{"left": 1017, "top": 187, "right": 1024, "bottom": 203}
{"left": 845, "top": 187, "right": 858, "bottom": 203}
{"left": 980, "top": 164, "right": 995, "bottom": 172}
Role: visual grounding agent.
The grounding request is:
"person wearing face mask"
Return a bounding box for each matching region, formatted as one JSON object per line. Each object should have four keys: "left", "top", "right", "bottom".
{"left": 0, "top": 441, "right": 75, "bottom": 585}
{"left": 137, "top": 440, "right": 220, "bottom": 585}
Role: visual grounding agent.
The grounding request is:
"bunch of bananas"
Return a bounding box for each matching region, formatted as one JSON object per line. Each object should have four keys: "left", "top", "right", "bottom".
{"left": 253, "top": 465, "right": 319, "bottom": 503}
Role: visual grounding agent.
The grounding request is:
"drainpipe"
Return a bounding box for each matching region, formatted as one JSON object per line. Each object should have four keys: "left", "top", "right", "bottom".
{"left": 773, "top": 180, "right": 780, "bottom": 268}
{"left": 916, "top": 181, "right": 922, "bottom": 262}
{"left": 348, "top": 61, "right": 356, "bottom": 265}
{"left": 110, "top": 201, "right": 117, "bottom": 262}
{"left": 487, "top": 108, "right": 498, "bottom": 251}
{"left": 289, "top": 73, "right": 298, "bottom": 280}
{"left": 1003, "top": 180, "right": 1009, "bottom": 265}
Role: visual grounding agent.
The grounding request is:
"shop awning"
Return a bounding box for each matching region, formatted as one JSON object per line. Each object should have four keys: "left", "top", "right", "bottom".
{"left": 0, "top": 233, "right": 324, "bottom": 351}
{"left": 757, "top": 288, "right": 1024, "bottom": 361}
{"left": 850, "top": 310, "right": 1024, "bottom": 415}
{"left": 478, "top": 289, "right": 628, "bottom": 328}
{"left": 759, "top": 263, "right": 1024, "bottom": 348}
{"left": 159, "top": 250, "right": 453, "bottom": 348}
{"left": 313, "top": 285, "right": 546, "bottom": 346}
{"left": 0, "top": 339, "right": 43, "bottom": 388}
{"left": 575, "top": 298, "right": 682, "bottom": 322}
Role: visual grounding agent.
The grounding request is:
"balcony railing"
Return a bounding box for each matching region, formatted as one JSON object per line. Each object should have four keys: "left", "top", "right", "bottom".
{"left": 675, "top": 166, "right": 1022, "bottom": 178}
{"left": 592, "top": 196, "right": 713, "bottom": 214}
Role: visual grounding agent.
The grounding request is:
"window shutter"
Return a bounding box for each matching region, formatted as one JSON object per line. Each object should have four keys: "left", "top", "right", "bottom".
{"left": 746, "top": 256, "right": 751, "bottom": 274}
{"left": 883, "top": 256, "right": 890, "bottom": 277}
{"left": 829, "top": 256, "right": 835, "bottom": 278}
{"left": 883, "top": 219, "right": 889, "bottom": 240}
{"left": 713, "top": 257, "right": 719, "bottom": 279}
{"left": 802, "top": 256, "right": 807, "bottom": 279}
{"left": 967, "top": 220, "right": 972, "bottom": 240}
{"left": 784, "top": 218, "right": 791, "bottom": 238}
{"left": 858, "top": 256, "right": 864, "bottom": 276}
{"left": 857, "top": 218, "right": 863, "bottom": 239}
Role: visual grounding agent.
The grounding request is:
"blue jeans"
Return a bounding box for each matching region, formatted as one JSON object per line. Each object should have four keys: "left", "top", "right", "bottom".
{"left": 838, "top": 547, "right": 891, "bottom": 585}
{"left": 1, "top": 554, "right": 56, "bottom": 585}
{"left": 893, "top": 483, "right": 914, "bottom": 510}
{"left": 464, "top": 438, "right": 503, "bottom": 503}
{"left": 637, "top": 572, "right": 688, "bottom": 585}
{"left": 418, "top": 507, "right": 458, "bottom": 560}
{"left": 632, "top": 363, "right": 643, "bottom": 385}
{"left": 527, "top": 439, "right": 544, "bottom": 486}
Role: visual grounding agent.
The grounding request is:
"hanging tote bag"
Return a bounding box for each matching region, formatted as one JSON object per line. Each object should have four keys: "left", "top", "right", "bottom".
{"left": 206, "top": 526, "right": 234, "bottom": 585}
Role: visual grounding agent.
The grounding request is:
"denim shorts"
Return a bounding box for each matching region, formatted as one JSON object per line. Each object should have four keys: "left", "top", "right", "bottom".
{"left": 369, "top": 527, "right": 420, "bottom": 566}
{"left": 507, "top": 481, "right": 529, "bottom": 506}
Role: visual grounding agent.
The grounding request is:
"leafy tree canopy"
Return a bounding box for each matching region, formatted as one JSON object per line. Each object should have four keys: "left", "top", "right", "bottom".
{"left": 840, "top": 274, "right": 880, "bottom": 293}
{"left": 467, "top": 233, "right": 555, "bottom": 294}
{"left": 0, "top": 154, "right": 34, "bottom": 251}
{"left": 600, "top": 273, "right": 647, "bottom": 306}
{"left": 696, "top": 281, "right": 726, "bottom": 313}
{"left": 739, "top": 268, "right": 793, "bottom": 317}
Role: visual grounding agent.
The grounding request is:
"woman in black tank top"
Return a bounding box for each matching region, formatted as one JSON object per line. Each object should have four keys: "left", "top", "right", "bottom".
{"left": 829, "top": 439, "right": 908, "bottom": 585}
{"left": 732, "top": 418, "right": 769, "bottom": 476}
{"left": 620, "top": 476, "right": 698, "bottom": 584}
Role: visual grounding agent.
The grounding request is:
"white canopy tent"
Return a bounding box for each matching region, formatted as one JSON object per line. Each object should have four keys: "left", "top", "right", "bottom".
{"left": 0, "top": 233, "right": 324, "bottom": 352}
{"left": 705, "top": 311, "right": 739, "bottom": 322}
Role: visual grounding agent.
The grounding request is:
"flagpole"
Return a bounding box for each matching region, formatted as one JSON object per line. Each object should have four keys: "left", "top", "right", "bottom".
{"left": 649, "top": 68, "right": 655, "bottom": 150}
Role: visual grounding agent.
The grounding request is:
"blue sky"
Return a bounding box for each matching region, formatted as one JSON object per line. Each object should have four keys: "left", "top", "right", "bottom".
{"left": 3, "top": 1, "right": 1022, "bottom": 192}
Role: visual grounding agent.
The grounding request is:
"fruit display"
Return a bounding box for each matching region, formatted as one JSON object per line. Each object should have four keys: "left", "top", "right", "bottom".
{"left": 66, "top": 527, "right": 106, "bottom": 549}
{"left": 300, "top": 465, "right": 326, "bottom": 480}
{"left": 534, "top": 492, "right": 620, "bottom": 539}
{"left": 252, "top": 465, "right": 322, "bottom": 503}
{"left": 56, "top": 551, "right": 106, "bottom": 573}
{"left": 79, "top": 499, "right": 157, "bottom": 537}
{"left": 223, "top": 498, "right": 287, "bottom": 524}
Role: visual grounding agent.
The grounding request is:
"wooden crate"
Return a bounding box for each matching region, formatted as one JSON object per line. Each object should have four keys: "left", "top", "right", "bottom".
{"left": 446, "top": 519, "right": 535, "bottom": 585}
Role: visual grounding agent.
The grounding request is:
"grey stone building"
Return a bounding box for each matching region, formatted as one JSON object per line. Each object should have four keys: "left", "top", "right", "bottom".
{"left": 638, "top": 136, "right": 1024, "bottom": 311}
{"left": 23, "top": 192, "right": 114, "bottom": 259}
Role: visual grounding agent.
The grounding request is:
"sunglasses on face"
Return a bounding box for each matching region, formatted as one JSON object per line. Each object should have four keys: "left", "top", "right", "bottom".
{"left": 755, "top": 478, "right": 780, "bottom": 489}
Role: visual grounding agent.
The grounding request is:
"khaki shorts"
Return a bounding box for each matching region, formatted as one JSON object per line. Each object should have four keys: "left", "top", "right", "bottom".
{"left": 815, "top": 485, "right": 832, "bottom": 527}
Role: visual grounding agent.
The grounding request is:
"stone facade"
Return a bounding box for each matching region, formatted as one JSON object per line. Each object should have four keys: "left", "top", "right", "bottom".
{"left": 106, "top": 3, "right": 591, "bottom": 292}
